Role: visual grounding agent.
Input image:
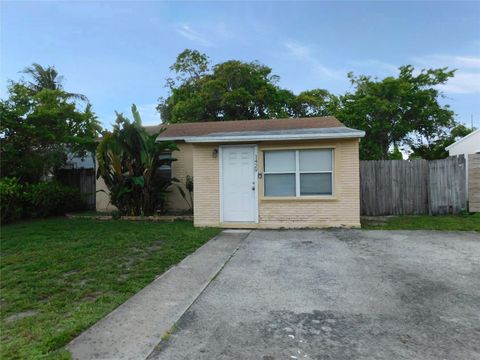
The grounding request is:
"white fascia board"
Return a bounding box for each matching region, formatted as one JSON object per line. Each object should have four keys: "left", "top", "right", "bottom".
{"left": 446, "top": 129, "right": 480, "bottom": 151}
{"left": 156, "top": 136, "right": 188, "bottom": 141}
{"left": 181, "top": 131, "right": 365, "bottom": 143}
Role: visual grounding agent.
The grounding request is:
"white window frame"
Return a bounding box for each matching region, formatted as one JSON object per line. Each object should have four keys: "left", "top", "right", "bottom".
{"left": 263, "top": 149, "right": 334, "bottom": 197}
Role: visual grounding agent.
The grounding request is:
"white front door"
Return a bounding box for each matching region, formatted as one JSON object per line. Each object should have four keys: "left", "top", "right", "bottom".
{"left": 221, "top": 145, "right": 258, "bottom": 223}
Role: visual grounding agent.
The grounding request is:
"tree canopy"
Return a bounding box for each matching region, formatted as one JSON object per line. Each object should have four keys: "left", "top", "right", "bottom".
{"left": 22, "top": 63, "right": 88, "bottom": 101}
{"left": 158, "top": 50, "right": 463, "bottom": 160}
{"left": 0, "top": 65, "right": 101, "bottom": 183}
{"left": 409, "top": 124, "right": 473, "bottom": 160}
{"left": 157, "top": 49, "right": 332, "bottom": 123}
{"left": 335, "top": 66, "right": 457, "bottom": 159}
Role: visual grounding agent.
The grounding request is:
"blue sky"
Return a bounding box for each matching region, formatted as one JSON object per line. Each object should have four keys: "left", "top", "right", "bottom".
{"left": 1, "top": 1, "right": 479, "bottom": 129}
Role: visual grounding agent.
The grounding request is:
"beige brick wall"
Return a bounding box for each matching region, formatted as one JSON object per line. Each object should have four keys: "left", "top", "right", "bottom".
{"left": 469, "top": 154, "right": 480, "bottom": 212}
{"left": 95, "top": 142, "right": 194, "bottom": 213}
{"left": 192, "top": 138, "right": 361, "bottom": 228}
{"left": 168, "top": 143, "right": 194, "bottom": 212}
{"left": 95, "top": 166, "right": 116, "bottom": 212}
{"left": 193, "top": 144, "right": 220, "bottom": 226}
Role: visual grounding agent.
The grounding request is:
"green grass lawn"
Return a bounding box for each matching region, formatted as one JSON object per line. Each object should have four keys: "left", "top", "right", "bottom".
{"left": 0, "top": 218, "right": 220, "bottom": 359}
{"left": 362, "top": 213, "right": 480, "bottom": 231}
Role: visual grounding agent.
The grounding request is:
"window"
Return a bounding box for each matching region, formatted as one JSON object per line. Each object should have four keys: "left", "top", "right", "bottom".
{"left": 158, "top": 152, "right": 172, "bottom": 181}
{"left": 263, "top": 149, "right": 333, "bottom": 197}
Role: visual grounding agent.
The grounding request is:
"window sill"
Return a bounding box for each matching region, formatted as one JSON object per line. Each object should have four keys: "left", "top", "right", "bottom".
{"left": 260, "top": 196, "right": 338, "bottom": 202}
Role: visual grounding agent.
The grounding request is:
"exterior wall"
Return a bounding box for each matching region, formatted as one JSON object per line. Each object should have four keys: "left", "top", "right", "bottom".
{"left": 448, "top": 130, "right": 480, "bottom": 197}
{"left": 169, "top": 143, "right": 194, "bottom": 212}
{"left": 469, "top": 154, "right": 480, "bottom": 212}
{"left": 95, "top": 169, "right": 117, "bottom": 212}
{"left": 192, "top": 138, "right": 361, "bottom": 228}
{"left": 448, "top": 130, "right": 480, "bottom": 157}
{"left": 95, "top": 142, "right": 194, "bottom": 213}
{"left": 193, "top": 144, "right": 220, "bottom": 226}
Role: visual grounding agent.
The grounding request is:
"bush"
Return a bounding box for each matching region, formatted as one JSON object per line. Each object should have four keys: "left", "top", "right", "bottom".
{"left": 0, "top": 177, "right": 24, "bottom": 223}
{"left": 0, "top": 177, "right": 84, "bottom": 223}
{"left": 24, "top": 182, "right": 83, "bottom": 218}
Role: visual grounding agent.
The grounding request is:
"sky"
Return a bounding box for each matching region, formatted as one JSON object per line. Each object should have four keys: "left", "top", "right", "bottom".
{"left": 1, "top": 1, "right": 480, "bottom": 130}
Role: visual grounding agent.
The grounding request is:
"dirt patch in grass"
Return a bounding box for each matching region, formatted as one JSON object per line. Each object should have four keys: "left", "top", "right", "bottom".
{"left": 5, "top": 310, "right": 38, "bottom": 324}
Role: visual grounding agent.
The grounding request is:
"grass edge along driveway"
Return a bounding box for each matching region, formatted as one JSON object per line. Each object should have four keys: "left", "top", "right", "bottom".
{"left": 362, "top": 213, "right": 480, "bottom": 232}
{"left": 0, "top": 218, "right": 220, "bottom": 360}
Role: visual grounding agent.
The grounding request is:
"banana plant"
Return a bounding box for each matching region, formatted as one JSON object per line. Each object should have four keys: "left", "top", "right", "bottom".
{"left": 96, "top": 104, "right": 178, "bottom": 216}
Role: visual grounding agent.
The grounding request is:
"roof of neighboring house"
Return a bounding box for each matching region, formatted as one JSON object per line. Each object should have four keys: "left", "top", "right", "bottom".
{"left": 445, "top": 129, "right": 480, "bottom": 152}
{"left": 145, "top": 117, "right": 365, "bottom": 143}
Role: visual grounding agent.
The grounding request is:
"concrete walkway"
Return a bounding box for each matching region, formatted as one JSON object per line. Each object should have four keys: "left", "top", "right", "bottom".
{"left": 68, "top": 230, "right": 250, "bottom": 360}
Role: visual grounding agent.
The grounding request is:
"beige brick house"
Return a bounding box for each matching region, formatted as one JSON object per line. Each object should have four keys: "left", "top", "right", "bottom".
{"left": 96, "top": 117, "right": 365, "bottom": 228}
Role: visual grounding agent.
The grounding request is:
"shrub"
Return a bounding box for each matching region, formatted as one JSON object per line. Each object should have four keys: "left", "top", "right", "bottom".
{"left": 0, "top": 177, "right": 24, "bottom": 222}
{"left": 24, "top": 182, "right": 83, "bottom": 218}
{"left": 0, "top": 177, "right": 84, "bottom": 223}
{"left": 96, "top": 104, "right": 178, "bottom": 216}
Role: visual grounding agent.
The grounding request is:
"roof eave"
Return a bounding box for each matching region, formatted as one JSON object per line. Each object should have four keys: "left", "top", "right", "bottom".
{"left": 446, "top": 129, "right": 480, "bottom": 151}
{"left": 158, "top": 131, "right": 365, "bottom": 143}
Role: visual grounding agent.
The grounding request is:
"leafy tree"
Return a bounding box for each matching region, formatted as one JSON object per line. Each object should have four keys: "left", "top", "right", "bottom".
{"left": 96, "top": 105, "right": 178, "bottom": 215}
{"left": 335, "top": 66, "right": 456, "bottom": 160}
{"left": 168, "top": 49, "right": 210, "bottom": 85}
{"left": 158, "top": 49, "right": 297, "bottom": 123}
{"left": 0, "top": 69, "right": 101, "bottom": 183}
{"left": 409, "top": 124, "right": 473, "bottom": 160}
{"left": 159, "top": 51, "right": 461, "bottom": 161}
{"left": 290, "top": 89, "right": 339, "bottom": 118}
{"left": 388, "top": 145, "right": 404, "bottom": 160}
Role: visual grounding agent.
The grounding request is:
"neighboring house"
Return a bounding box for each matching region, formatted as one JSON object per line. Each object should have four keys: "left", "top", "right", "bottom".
{"left": 65, "top": 152, "right": 95, "bottom": 169}
{"left": 96, "top": 117, "right": 365, "bottom": 228}
{"left": 446, "top": 129, "right": 480, "bottom": 195}
{"left": 447, "top": 128, "right": 480, "bottom": 157}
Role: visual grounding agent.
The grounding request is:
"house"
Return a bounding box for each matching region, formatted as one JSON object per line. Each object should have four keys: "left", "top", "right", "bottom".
{"left": 96, "top": 117, "right": 365, "bottom": 228}
{"left": 446, "top": 129, "right": 480, "bottom": 196}
{"left": 446, "top": 128, "right": 480, "bottom": 158}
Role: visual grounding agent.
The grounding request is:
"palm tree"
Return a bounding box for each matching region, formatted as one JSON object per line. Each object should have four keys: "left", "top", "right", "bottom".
{"left": 22, "top": 63, "right": 88, "bottom": 101}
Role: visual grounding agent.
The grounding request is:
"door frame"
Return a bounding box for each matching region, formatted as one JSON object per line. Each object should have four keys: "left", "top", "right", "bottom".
{"left": 219, "top": 144, "right": 259, "bottom": 224}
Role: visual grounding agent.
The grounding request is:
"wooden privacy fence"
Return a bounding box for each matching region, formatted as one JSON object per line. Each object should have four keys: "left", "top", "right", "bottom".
{"left": 360, "top": 155, "right": 466, "bottom": 216}
{"left": 57, "top": 168, "right": 96, "bottom": 210}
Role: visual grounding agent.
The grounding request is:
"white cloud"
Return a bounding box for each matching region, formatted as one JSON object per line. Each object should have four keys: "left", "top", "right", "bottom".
{"left": 175, "top": 24, "right": 212, "bottom": 46}
{"left": 411, "top": 54, "right": 480, "bottom": 94}
{"left": 439, "top": 72, "right": 480, "bottom": 94}
{"left": 282, "top": 40, "right": 343, "bottom": 79}
{"left": 349, "top": 59, "right": 399, "bottom": 75}
{"left": 104, "top": 104, "right": 160, "bottom": 128}
{"left": 135, "top": 103, "right": 161, "bottom": 126}
{"left": 173, "top": 22, "right": 234, "bottom": 47}
{"left": 283, "top": 41, "right": 311, "bottom": 58}
{"left": 412, "top": 54, "right": 480, "bottom": 69}
{"left": 455, "top": 56, "right": 480, "bottom": 69}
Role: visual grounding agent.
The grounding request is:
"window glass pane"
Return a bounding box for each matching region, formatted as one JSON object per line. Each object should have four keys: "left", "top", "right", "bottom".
{"left": 299, "top": 149, "right": 332, "bottom": 172}
{"left": 264, "top": 151, "right": 295, "bottom": 173}
{"left": 264, "top": 174, "right": 296, "bottom": 196}
{"left": 300, "top": 173, "right": 332, "bottom": 195}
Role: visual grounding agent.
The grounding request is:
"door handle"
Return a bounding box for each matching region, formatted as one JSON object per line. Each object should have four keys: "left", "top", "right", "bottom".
{"left": 252, "top": 181, "right": 255, "bottom": 191}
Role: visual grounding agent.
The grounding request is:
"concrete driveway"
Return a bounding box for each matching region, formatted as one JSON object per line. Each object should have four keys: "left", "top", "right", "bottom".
{"left": 149, "top": 230, "right": 480, "bottom": 360}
